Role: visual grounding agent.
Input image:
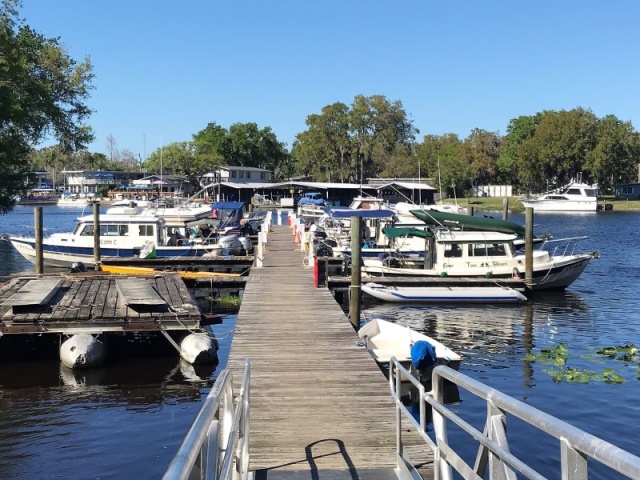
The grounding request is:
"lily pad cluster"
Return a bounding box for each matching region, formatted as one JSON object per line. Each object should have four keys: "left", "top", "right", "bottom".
{"left": 524, "top": 343, "right": 634, "bottom": 384}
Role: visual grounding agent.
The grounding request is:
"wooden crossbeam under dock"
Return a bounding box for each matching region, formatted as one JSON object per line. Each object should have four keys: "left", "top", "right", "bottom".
{"left": 226, "top": 225, "right": 433, "bottom": 478}
{"left": 0, "top": 272, "right": 202, "bottom": 334}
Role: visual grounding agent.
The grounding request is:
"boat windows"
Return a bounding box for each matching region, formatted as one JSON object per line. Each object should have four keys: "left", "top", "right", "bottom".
{"left": 468, "top": 242, "right": 508, "bottom": 257}
{"left": 443, "top": 244, "right": 463, "bottom": 258}
{"left": 99, "top": 224, "right": 129, "bottom": 236}
{"left": 79, "top": 225, "right": 94, "bottom": 236}
{"left": 139, "top": 225, "right": 155, "bottom": 237}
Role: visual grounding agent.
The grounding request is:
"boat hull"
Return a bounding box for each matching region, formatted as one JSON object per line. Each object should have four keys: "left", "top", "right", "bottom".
{"left": 357, "top": 319, "right": 462, "bottom": 384}
{"left": 520, "top": 199, "right": 597, "bottom": 212}
{"left": 362, "top": 255, "right": 591, "bottom": 292}
{"left": 9, "top": 237, "right": 215, "bottom": 268}
{"left": 362, "top": 283, "right": 527, "bottom": 303}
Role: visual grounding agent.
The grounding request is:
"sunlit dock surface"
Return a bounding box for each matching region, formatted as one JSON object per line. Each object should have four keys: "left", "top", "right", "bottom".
{"left": 226, "top": 225, "right": 433, "bottom": 478}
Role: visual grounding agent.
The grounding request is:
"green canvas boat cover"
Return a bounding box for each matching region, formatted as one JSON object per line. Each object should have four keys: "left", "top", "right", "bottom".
{"left": 410, "top": 209, "right": 525, "bottom": 236}
{"left": 382, "top": 226, "right": 433, "bottom": 239}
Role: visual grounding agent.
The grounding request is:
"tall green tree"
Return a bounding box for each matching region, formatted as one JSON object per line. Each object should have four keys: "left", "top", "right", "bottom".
{"left": 415, "top": 133, "right": 466, "bottom": 197}
{"left": 585, "top": 115, "right": 640, "bottom": 194}
{"left": 293, "top": 95, "right": 417, "bottom": 183}
{"left": 516, "top": 108, "right": 598, "bottom": 192}
{"left": 459, "top": 129, "right": 502, "bottom": 186}
{"left": 145, "top": 141, "right": 201, "bottom": 187}
{"left": 192, "top": 122, "right": 228, "bottom": 170}
{"left": 292, "top": 102, "right": 351, "bottom": 182}
{"left": 499, "top": 114, "right": 543, "bottom": 187}
{"left": 0, "top": 0, "right": 94, "bottom": 212}
{"left": 350, "top": 95, "right": 417, "bottom": 182}
{"left": 226, "top": 122, "right": 288, "bottom": 174}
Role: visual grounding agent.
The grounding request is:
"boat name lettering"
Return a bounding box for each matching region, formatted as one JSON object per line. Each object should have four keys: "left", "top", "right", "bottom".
{"left": 100, "top": 239, "right": 117, "bottom": 246}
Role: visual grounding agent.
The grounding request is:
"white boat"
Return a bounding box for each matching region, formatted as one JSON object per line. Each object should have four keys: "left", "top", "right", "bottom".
{"left": 362, "top": 282, "right": 527, "bottom": 303}
{"left": 57, "top": 193, "right": 91, "bottom": 207}
{"left": 394, "top": 201, "right": 467, "bottom": 219}
{"left": 361, "top": 210, "right": 598, "bottom": 292}
{"left": 8, "top": 205, "right": 239, "bottom": 268}
{"left": 520, "top": 180, "right": 599, "bottom": 212}
{"left": 358, "top": 318, "right": 462, "bottom": 376}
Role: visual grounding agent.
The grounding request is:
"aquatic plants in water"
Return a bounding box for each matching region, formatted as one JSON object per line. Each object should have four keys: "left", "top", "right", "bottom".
{"left": 524, "top": 343, "right": 632, "bottom": 384}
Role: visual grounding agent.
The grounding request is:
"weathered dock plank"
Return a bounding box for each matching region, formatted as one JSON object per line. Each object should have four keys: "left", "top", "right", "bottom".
{"left": 0, "top": 273, "right": 202, "bottom": 334}
{"left": 227, "top": 225, "right": 433, "bottom": 477}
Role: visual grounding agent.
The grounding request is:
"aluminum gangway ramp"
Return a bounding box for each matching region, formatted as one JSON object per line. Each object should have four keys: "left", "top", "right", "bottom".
{"left": 226, "top": 225, "right": 432, "bottom": 479}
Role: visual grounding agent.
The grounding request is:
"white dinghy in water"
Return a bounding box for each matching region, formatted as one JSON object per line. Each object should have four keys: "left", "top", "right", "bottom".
{"left": 358, "top": 318, "right": 461, "bottom": 376}
{"left": 362, "top": 282, "right": 527, "bottom": 303}
{"left": 59, "top": 334, "right": 106, "bottom": 369}
{"left": 180, "top": 333, "right": 219, "bottom": 364}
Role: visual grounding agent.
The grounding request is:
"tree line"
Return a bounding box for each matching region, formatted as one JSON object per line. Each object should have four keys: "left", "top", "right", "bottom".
{"left": 3, "top": 0, "right": 640, "bottom": 214}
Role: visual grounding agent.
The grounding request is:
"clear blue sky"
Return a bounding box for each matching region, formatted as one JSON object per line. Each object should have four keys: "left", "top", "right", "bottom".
{"left": 20, "top": 1, "right": 640, "bottom": 159}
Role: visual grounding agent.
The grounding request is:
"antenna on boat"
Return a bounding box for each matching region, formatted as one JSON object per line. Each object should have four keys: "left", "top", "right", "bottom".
{"left": 437, "top": 156, "right": 444, "bottom": 203}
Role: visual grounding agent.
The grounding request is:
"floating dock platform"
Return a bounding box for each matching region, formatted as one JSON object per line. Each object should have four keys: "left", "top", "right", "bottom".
{"left": 0, "top": 272, "right": 203, "bottom": 335}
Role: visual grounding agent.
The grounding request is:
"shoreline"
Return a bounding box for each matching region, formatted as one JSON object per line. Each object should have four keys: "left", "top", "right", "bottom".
{"left": 448, "top": 197, "right": 640, "bottom": 213}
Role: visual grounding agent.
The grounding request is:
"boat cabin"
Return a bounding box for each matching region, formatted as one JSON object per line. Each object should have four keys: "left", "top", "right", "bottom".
{"left": 72, "top": 209, "right": 166, "bottom": 247}
{"left": 427, "top": 232, "right": 518, "bottom": 270}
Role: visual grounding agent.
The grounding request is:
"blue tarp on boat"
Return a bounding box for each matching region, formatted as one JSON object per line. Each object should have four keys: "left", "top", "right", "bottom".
{"left": 327, "top": 208, "right": 395, "bottom": 219}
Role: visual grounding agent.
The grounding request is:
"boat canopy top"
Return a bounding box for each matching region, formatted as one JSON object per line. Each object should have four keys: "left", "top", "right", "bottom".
{"left": 410, "top": 209, "right": 526, "bottom": 236}
{"left": 382, "top": 227, "right": 433, "bottom": 239}
{"left": 327, "top": 208, "right": 396, "bottom": 219}
{"left": 211, "top": 201, "right": 244, "bottom": 210}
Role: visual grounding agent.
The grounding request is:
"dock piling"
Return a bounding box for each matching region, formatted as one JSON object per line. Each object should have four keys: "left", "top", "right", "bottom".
{"left": 34, "top": 207, "right": 43, "bottom": 274}
{"left": 349, "top": 216, "right": 362, "bottom": 330}
{"left": 525, "top": 207, "right": 534, "bottom": 288}
{"left": 93, "top": 202, "right": 101, "bottom": 268}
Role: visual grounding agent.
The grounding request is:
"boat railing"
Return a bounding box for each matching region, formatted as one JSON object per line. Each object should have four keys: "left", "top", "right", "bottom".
{"left": 163, "top": 359, "right": 251, "bottom": 480}
{"left": 539, "top": 235, "right": 589, "bottom": 258}
{"left": 389, "top": 359, "right": 640, "bottom": 479}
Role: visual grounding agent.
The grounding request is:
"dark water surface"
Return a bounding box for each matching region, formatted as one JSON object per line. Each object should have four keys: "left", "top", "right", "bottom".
{"left": 1, "top": 207, "right": 640, "bottom": 479}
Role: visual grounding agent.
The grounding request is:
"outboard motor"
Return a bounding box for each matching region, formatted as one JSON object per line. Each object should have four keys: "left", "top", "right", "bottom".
{"left": 70, "top": 262, "right": 87, "bottom": 273}
{"left": 341, "top": 254, "right": 352, "bottom": 276}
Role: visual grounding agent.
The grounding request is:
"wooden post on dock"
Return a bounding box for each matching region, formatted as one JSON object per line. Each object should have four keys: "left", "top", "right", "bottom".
{"left": 349, "top": 216, "right": 362, "bottom": 330}
{"left": 525, "top": 207, "right": 534, "bottom": 289}
{"left": 502, "top": 196, "right": 509, "bottom": 220}
{"left": 34, "top": 207, "right": 43, "bottom": 274}
{"left": 93, "top": 202, "right": 101, "bottom": 268}
{"left": 256, "top": 232, "right": 264, "bottom": 268}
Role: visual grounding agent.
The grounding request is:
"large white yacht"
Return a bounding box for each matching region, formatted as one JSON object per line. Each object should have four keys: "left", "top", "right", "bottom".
{"left": 520, "top": 180, "right": 598, "bottom": 212}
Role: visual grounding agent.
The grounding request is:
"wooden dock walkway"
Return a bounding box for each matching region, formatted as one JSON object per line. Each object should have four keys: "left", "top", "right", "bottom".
{"left": 227, "top": 225, "right": 433, "bottom": 479}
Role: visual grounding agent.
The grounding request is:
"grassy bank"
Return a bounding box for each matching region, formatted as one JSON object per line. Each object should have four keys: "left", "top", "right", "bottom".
{"left": 443, "top": 197, "right": 640, "bottom": 213}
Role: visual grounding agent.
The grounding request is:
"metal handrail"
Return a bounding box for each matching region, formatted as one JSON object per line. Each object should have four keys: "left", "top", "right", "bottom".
{"left": 389, "top": 359, "right": 640, "bottom": 479}
{"left": 164, "top": 359, "right": 251, "bottom": 480}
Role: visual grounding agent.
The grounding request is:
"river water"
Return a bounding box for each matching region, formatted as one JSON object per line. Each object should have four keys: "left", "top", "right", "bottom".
{"left": 1, "top": 206, "right": 639, "bottom": 479}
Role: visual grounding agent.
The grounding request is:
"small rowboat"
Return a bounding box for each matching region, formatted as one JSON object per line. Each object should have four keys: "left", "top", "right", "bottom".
{"left": 362, "top": 282, "right": 527, "bottom": 303}
{"left": 99, "top": 264, "right": 242, "bottom": 279}
{"left": 358, "top": 318, "right": 462, "bottom": 375}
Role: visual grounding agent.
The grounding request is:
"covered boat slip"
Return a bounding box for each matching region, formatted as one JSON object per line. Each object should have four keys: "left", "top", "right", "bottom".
{"left": 226, "top": 226, "right": 433, "bottom": 478}
{"left": 0, "top": 272, "right": 202, "bottom": 334}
